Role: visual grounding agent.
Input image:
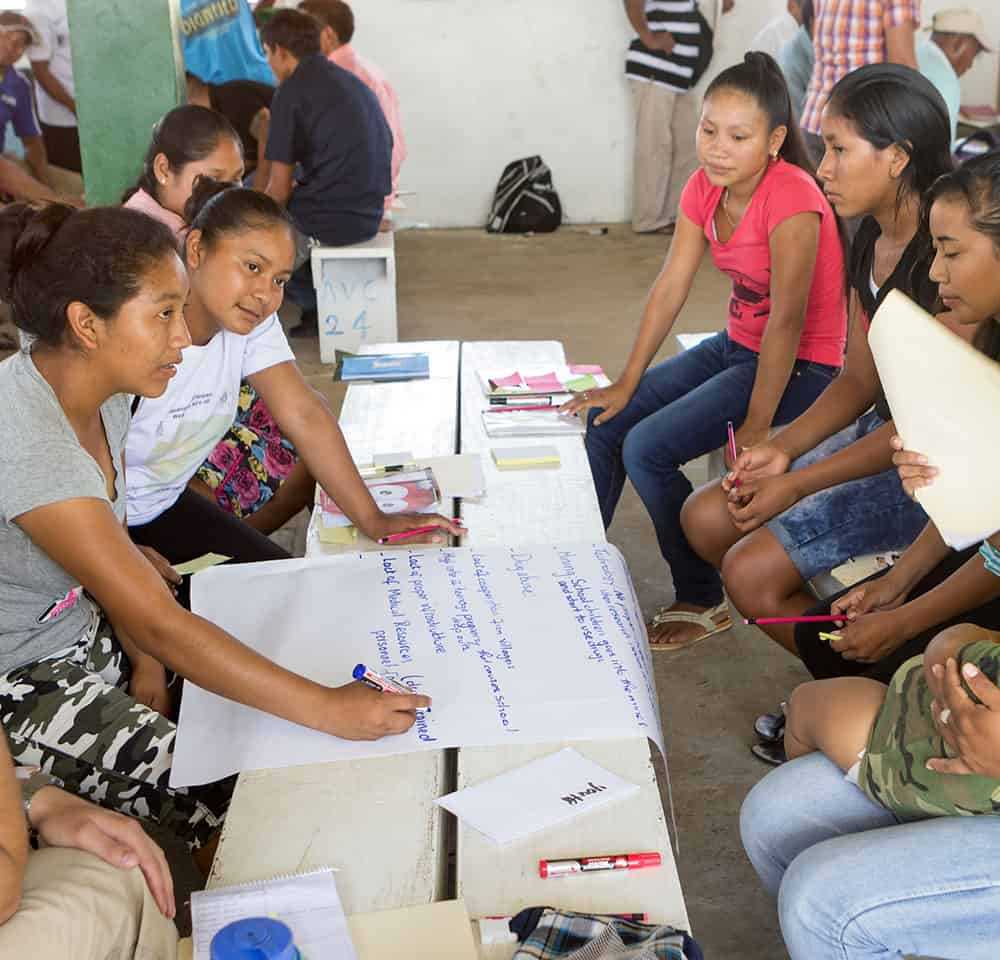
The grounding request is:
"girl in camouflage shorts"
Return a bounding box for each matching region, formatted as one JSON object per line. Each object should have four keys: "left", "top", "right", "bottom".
{"left": 0, "top": 199, "right": 430, "bottom": 858}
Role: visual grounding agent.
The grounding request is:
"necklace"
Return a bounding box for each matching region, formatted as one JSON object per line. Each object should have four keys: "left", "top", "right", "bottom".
{"left": 722, "top": 188, "right": 738, "bottom": 230}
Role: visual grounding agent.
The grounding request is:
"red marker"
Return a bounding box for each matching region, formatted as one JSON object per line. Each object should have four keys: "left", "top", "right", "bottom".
{"left": 539, "top": 852, "right": 661, "bottom": 878}
{"left": 727, "top": 420, "right": 741, "bottom": 487}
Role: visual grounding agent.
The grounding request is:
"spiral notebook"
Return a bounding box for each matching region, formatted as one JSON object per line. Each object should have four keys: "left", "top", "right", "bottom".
{"left": 191, "top": 867, "right": 356, "bottom": 960}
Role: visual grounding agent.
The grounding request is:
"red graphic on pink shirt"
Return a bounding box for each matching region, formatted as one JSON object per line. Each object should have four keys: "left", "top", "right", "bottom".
{"left": 37, "top": 586, "right": 83, "bottom": 624}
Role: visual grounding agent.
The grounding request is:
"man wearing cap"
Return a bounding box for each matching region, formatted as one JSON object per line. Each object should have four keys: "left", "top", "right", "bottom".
{"left": 918, "top": 7, "right": 992, "bottom": 144}
{"left": 0, "top": 13, "right": 53, "bottom": 198}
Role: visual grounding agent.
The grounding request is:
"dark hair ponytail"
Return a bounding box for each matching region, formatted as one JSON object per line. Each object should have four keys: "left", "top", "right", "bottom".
{"left": 0, "top": 203, "right": 179, "bottom": 347}
{"left": 122, "top": 105, "right": 242, "bottom": 206}
{"left": 184, "top": 177, "right": 294, "bottom": 250}
{"left": 705, "top": 51, "right": 815, "bottom": 177}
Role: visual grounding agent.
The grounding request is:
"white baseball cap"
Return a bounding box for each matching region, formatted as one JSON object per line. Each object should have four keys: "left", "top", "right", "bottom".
{"left": 928, "top": 8, "right": 993, "bottom": 52}
{"left": 0, "top": 12, "right": 41, "bottom": 48}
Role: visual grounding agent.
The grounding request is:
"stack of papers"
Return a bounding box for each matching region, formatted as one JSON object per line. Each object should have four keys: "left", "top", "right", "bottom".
{"left": 437, "top": 748, "right": 640, "bottom": 845}
{"left": 479, "top": 364, "right": 610, "bottom": 397}
{"left": 316, "top": 468, "right": 440, "bottom": 540}
{"left": 192, "top": 868, "right": 355, "bottom": 960}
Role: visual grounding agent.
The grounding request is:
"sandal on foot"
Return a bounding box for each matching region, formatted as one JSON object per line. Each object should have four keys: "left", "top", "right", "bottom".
{"left": 647, "top": 601, "right": 732, "bottom": 652}
{"left": 751, "top": 741, "right": 787, "bottom": 766}
{"left": 754, "top": 703, "right": 787, "bottom": 743}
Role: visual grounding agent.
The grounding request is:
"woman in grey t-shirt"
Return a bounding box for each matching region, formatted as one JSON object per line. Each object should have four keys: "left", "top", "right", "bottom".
{"left": 0, "top": 202, "right": 431, "bottom": 860}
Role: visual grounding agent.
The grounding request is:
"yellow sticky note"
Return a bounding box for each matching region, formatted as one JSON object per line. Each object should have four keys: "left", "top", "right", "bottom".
{"left": 173, "top": 553, "right": 232, "bottom": 576}
{"left": 318, "top": 525, "right": 359, "bottom": 546}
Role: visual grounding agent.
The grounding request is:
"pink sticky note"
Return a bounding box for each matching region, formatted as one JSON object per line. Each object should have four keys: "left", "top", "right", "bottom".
{"left": 524, "top": 371, "right": 565, "bottom": 392}
{"left": 568, "top": 364, "right": 605, "bottom": 375}
{"left": 491, "top": 371, "right": 525, "bottom": 389}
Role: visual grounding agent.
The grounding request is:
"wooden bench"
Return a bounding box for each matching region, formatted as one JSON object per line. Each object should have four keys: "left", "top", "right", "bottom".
{"left": 457, "top": 341, "right": 689, "bottom": 957}
{"left": 207, "top": 341, "right": 460, "bottom": 915}
{"left": 312, "top": 232, "right": 398, "bottom": 363}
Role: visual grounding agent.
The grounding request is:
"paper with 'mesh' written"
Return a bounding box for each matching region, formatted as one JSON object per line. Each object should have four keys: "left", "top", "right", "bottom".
{"left": 437, "top": 747, "right": 640, "bottom": 845}
{"left": 869, "top": 290, "right": 1000, "bottom": 549}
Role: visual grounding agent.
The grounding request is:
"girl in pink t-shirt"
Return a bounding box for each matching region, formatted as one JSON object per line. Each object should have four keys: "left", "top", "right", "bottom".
{"left": 565, "top": 52, "right": 847, "bottom": 649}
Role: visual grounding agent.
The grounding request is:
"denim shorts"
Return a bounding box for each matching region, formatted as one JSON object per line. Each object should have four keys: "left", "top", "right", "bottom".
{"left": 766, "top": 409, "right": 928, "bottom": 580}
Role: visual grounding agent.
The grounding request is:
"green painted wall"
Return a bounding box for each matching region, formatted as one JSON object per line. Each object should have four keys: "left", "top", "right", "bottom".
{"left": 67, "top": 0, "right": 184, "bottom": 206}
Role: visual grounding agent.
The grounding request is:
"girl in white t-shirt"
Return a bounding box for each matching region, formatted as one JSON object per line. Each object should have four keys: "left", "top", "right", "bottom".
{"left": 124, "top": 104, "right": 318, "bottom": 541}
{"left": 127, "top": 177, "right": 461, "bottom": 565}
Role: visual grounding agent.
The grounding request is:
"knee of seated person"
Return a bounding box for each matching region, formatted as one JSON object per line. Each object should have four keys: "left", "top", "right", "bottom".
{"left": 924, "top": 623, "right": 998, "bottom": 676}
{"left": 778, "top": 842, "right": 852, "bottom": 947}
{"left": 681, "top": 484, "right": 727, "bottom": 560}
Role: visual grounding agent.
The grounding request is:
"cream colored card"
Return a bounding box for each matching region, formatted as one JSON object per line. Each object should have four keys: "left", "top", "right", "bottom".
{"left": 869, "top": 289, "right": 1000, "bottom": 549}
{"left": 348, "top": 899, "right": 477, "bottom": 959}
{"left": 173, "top": 553, "right": 231, "bottom": 576}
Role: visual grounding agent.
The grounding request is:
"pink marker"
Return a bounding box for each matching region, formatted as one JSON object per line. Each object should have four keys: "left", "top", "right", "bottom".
{"left": 745, "top": 615, "right": 843, "bottom": 626}
{"left": 378, "top": 520, "right": 464, "bottom": 545}
{"left": 539, "top": 852, "right": 661, "bottom": 878}
{"left": 727, "top": 420, "right": 741, "bottom": 487}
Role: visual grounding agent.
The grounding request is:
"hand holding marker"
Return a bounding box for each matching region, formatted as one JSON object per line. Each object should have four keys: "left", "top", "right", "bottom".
{"left": 353, "top": 663, "right": 418, "bottom": 695}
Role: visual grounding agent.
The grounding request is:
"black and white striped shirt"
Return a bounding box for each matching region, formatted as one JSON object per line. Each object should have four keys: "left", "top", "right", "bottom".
{"left": 625, "top": 0, "right": 707, "bottom": 93}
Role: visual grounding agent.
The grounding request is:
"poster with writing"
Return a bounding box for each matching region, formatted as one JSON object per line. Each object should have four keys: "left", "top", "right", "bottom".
{"left": 171, "top": 543, "right": 663, "bottom": 787}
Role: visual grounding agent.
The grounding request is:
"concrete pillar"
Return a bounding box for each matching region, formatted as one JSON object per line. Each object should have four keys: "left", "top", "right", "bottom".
{"left": 67, "top": 0, "right": 184, "bottom": 206}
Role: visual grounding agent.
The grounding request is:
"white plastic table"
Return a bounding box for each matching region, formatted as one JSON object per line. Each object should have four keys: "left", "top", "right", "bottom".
{"left": 457, "top": 341, "right": 689, "bottom": 957}
{"left": 207, "top": 342, "right": 460, "bottom": 916}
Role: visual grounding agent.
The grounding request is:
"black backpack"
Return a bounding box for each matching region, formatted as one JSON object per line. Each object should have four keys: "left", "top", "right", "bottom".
{"left": 486, "top": 156, "right": 562, "bottom": 234}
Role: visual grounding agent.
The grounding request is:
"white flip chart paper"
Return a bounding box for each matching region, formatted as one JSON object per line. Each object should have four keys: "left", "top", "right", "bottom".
{"left": 869, "top": 290, "right": 1000, "bottom": 549}
{"left": 171, "top": 543, "right": 662, "bottom": 787}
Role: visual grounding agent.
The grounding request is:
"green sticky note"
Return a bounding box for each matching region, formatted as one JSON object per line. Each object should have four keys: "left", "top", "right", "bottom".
{"left": 564, "top": 374, "right": 599, "bottom": 393}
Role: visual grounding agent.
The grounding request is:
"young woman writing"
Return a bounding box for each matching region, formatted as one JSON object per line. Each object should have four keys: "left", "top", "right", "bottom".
{"left": 0, "top": 204, "right": 433, "bottom": 857}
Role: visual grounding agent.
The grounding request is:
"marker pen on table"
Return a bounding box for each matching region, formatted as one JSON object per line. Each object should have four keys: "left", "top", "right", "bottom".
{"left": 489, "top": 396, "right": 553, "bottom": 407}
{"left": 539, "top": 852, "right": 661, "bottom": 878}
{"left": 485, "top": 405, "right": 563, "bottom": 414}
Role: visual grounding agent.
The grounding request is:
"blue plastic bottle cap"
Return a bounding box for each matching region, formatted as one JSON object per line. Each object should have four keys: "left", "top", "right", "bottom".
{"left": 210, "top": 918, "right": 300, "bottom": 960}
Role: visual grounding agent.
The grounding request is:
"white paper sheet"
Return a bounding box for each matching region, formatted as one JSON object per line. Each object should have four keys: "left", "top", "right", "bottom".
{"left": 437, "top": 747, "right": 640, "bottom": 845}
{"left": 172, "top": 543, "right": 662, "bottom": 787}
{"left": 869, "top": 290, "right": 1000, "bottom": 549}
{"left": 675, "top": 332, "right": 718, "bottom": 351}
{"left": 192, "top": 868, "right": 355, "bottom": 960}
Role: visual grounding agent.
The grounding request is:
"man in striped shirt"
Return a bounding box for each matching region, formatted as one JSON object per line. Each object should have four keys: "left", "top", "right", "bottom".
{"left": 801, "top": 0, "right": 919, "bottom": 155}
{"left": 624, "top": 0, "right": 734, "bottom": 233}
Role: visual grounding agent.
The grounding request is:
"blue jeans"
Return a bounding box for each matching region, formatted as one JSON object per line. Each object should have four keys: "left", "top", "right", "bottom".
{"left": 585, "top": 332, "right": 836, "bottom": 606}
{"left": 766, "top": 409, "right": 928, "bottom": 581}
{"left": 741, "top": 753, "right": 1000, "bottom": 959}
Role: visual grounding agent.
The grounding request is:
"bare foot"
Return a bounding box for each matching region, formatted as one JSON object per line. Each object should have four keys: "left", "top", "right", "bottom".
{"left": 648, "top": 602, "right": 730, "bottom": 648}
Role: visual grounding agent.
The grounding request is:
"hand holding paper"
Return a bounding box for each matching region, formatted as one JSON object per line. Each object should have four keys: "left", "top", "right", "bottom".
{"left": 869, "top": 290, "right": 1000, "bottom": 548}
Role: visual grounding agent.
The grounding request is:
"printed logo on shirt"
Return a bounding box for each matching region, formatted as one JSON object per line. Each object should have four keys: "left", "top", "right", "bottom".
{"left": 181, "top": 0, "right": 239, "bottom": 37}
{"left": 37, "top": 585, "right": 83, "bottom": 624}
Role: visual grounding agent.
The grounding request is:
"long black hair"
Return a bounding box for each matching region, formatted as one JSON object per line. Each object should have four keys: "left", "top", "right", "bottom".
{"left": 704, "top": 50, "right": 815, "bottom": 177}
{"left": 826, "top": 64, "right": 953, "bottom": 211}
{"left": 922, "top": 150, "right": 1000, "bottom": 359}
{"left": 0, "top": 204, "right": 179, "bottom": 347}
{"left": 122, "top": 105, "right": 242, "bottom": 206}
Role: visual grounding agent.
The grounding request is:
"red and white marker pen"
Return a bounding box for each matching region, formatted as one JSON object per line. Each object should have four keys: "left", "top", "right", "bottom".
{"left": 539, "top": 852, "right": 662, "bottom": 878}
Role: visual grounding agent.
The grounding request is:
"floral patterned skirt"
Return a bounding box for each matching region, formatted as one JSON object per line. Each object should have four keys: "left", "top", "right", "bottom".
{"left": 196, "top": 383, "right": 298, "bottom": 518}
